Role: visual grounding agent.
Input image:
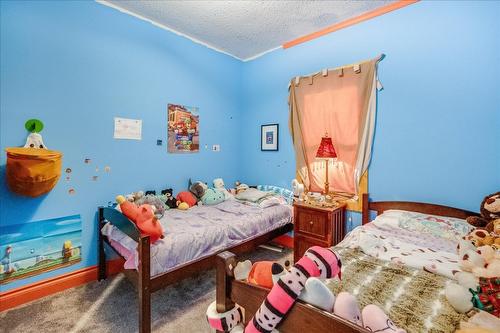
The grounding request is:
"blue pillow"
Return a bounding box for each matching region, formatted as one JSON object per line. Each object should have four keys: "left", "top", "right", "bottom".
{"left": 201, "top": 188, "right": 225, "bottom": 205}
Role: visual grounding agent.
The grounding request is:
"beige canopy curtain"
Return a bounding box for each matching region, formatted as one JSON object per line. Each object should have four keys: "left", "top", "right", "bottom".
{"left": 289, "top": 55, "right": 383, "bottom": 195}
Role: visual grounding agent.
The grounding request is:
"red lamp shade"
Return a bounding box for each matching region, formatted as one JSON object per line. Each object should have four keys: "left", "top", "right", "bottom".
{"left": 316, "top": 135, "right": 337, "bottom": 159}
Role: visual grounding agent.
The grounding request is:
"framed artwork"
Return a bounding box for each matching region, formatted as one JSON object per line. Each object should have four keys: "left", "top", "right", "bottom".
{"left": 167, "top": 104, "right": 200, "bottom": 153}
{"left": 261, "top": 124, "right": 279, "bottom": 151}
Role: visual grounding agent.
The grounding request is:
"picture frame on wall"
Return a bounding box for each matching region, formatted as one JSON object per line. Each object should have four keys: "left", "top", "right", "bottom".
{"left": 261, "top": 124, "right": 279, "bottom": 151}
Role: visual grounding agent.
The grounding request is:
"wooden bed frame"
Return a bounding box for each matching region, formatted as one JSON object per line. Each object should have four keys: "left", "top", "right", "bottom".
{"left": 97, "top": 206, "right": 293, "bottom": 333}
{"left": 215, "top": 193, "right": 479, "bottom": 333}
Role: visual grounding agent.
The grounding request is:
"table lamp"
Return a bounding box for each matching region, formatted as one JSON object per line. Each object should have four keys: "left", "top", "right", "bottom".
{"left": 315, "top": 133, "right": 337, "bottom": 195}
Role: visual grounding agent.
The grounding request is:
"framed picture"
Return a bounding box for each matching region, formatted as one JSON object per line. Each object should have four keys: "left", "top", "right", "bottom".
{"left": 167, "top": 103, "right": 200, "bottom": 153}
{"left": 261, "top": 124, "right": 279, "bottom": 151}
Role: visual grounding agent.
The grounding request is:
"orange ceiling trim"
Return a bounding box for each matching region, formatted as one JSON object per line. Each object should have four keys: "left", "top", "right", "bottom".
{"left": 283, "top": 0, "right": 419, "bottom": 49}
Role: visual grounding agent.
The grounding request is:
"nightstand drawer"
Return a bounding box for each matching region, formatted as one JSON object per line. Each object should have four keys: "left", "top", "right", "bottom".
{"left": 294, "top": 235, "right": 329, "bottom": 263}
{"left": 296, "top": 209, "right": 328, "bottom": 239}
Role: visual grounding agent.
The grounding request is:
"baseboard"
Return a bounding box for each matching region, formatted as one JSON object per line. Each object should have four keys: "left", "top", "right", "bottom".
{"left": 0, "top": 259, "right": 124, "bottom": 312}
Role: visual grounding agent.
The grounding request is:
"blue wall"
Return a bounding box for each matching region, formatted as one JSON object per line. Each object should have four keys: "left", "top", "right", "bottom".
{"left": 240, "top": 1, "right": 500, "bottom": 228}
{"left": 1, "top": 0, "right": 499, "bottom": 292}
{"left": 0, "top": 1, "right": 242, "bottom": 291}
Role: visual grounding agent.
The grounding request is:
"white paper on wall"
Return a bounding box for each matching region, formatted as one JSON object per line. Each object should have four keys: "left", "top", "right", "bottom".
{"left": 113, "top": 117, "right": 142, "bottom": 140}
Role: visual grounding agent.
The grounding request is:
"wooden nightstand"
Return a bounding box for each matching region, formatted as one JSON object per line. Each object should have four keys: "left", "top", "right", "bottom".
{"left": 293, "top": 201, "right": 346, "bottom": 263}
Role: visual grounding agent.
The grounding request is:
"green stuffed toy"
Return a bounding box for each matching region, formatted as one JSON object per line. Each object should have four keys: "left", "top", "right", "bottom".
{"left": 201, "top": 188, "right": 225, "bottom": 205}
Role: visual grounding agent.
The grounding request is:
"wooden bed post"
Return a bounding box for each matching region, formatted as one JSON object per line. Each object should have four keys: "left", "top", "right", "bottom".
{"left": 362, "top": 193, "right": 370, "bottom": 225}
{"left": 97, "top": 206, "right": 107, "bottom": 281}
{"left": 138, "top": 235, "right": 151, "bottom": 333}
{"left": 216, "top": 251, "right": 237, "bottom": 313}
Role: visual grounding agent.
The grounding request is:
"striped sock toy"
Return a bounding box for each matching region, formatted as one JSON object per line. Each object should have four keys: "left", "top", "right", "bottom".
{"left": 245, "top": 246, "right": 342, "bottom": 333}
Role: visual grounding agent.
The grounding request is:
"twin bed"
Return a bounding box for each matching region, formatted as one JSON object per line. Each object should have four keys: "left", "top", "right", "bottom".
{"left": 98, "top": 196, "right": 293, "bottom": 333}
{"left": 98, "top": 192, "right": 480, "bottom": 333}
{"left": 216, "top": 194, "right": 480, "bottom": 333}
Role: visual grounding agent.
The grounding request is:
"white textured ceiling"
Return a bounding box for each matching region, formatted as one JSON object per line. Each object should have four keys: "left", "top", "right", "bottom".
{"left": 99, "top": 0, "right": 395, "bottom": 61}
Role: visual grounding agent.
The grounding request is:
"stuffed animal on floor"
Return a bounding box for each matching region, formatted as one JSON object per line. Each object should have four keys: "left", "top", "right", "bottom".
{"left": 160, "top": 188, "right": 178, "bottom": 209}
{"left": 467, "top": 193, "right": 500, "bottom": 230}
{"left": 214, "top": 178, "right": 233, "bottom": 200}
{"left": 461, "top": 249, "right": 486, "bottom": 272}
{"left": 247, "top": 260, "right": 289, "bottom": 289}
{"left": 176, "top": 191, "right": 197, "bottom": 208}
{"left": 116, "top": 195, "right": 164, "bottom": 243}
{"left": 470, "top": 277, "right": 500, "bottom": 317}
{"left": 245, "top": 246, "right": 342, "bottom": 333}
{"left": 458, "top": 239, "right": 478, "bottom": 257}
{"left": 201, "top": 188, "right": 226, "bottom": 205}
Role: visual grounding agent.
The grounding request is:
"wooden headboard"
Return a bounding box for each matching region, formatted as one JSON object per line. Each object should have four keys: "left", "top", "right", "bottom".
{"left": 361, "top": 193, "right": 479, "bottom": 225}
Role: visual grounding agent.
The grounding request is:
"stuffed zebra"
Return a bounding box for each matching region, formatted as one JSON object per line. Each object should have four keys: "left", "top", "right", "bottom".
{"left": 245, "top": 246, "right": 342, "bottom": 333}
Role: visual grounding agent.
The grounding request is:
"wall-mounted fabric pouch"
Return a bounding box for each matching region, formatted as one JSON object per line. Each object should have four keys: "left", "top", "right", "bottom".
{"left": 5, "top": 147, "right": 62, "bottom": 197}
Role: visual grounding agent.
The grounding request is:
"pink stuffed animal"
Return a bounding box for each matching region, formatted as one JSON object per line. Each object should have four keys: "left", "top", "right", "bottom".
{"left": 333, "top": 292, "right": 362, "bottom": 325}
{"left": 362, "top": 304, "right": 406, "bottom": 333}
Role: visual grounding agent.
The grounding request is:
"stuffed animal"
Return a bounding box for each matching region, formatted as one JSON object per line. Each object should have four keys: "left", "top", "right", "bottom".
{"left": 189, "top": 179, "right": 208, "bottom": 199}
{"left": 461, "top": 249, "right": 486, "bottom": 272}
{"left": 458, "top": 239, "right": 477, "bottom": 258}
{"left": 299, "top": 277, "right": 336, "bottom": 312}
{"left": 145, "top": 190, "right": 156, "bottom": 196}
{"left": 361, "top": 304, "right": 406, "bottom": 333}
{"left": 135, "top": 194, "right": 166, "bottom": 218}
{"left": 465, "top": 229, "right": 496, "bottom": 247}
{"left": 213, "top": 178, "right": 232, "bottom": 200}
{"left": 235, "top": 181, "right": 249, "bottom": 194}
{"left": 116, "top": 195, "right": 164, "bottom": 243}
{"left": 201, "top": 188, "right": 225, "bottom": 205}
{"left": 161, "top": 188, "right": 178, "bottom": 209}
{"left": 472, "top": 245, "right": 500, "bottom": 278}
{"left": 177, "top": 202, "right": 189, "bottom": 210}
{"left": 445, "top": 271, "right": 480, "bottom": 314}
{"left": 245, "top": 246, "right": 342, "bottom": 333}
{"left": 334, "top": 292, "right": 363, "bottom": 325}
{"left": 176, "top": 191, "right": 197, "bottom": 208}
{"left": 126, "top": 190, "right": 144, "bottom": 203}
{"left": 24, "top": 132, "right": 47, "bottom": 149}
{"left": 467, "top": 192, "right": 500, "bottom": 229}
{"left": 247, "top": 261, "right": 289, "bottom": 289}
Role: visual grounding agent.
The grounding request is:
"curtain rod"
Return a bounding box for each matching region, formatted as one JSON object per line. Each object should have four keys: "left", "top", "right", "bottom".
{"left": 290, "top": 53, "right": 385, "bottom": 86}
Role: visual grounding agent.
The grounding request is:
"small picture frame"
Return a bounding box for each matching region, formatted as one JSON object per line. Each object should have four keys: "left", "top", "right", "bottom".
{"left": 261, "top": 124, "right": 279, "bottom": 151}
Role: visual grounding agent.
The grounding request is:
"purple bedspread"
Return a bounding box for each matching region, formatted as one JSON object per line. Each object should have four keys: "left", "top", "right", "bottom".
{"left": 102, "top": 200, "right": 292, "bottom": 276}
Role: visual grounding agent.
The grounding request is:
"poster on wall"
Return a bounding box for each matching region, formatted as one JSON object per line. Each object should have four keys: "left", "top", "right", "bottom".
{"left": 261, "top": 124, "right": 279, "bottom": 151}
{"left": 114, "top": 117, "right": 142, "bottom": 140}
{"left": 167, "top": 104, "right": 199, "bottom": 153}
{"left": 0, "top": 215, "right": 82, "bottom": 285}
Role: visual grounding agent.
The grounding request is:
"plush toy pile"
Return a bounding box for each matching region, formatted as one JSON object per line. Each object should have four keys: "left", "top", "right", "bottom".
{"left": 445, "top": 192, "right": 500, "bottom": 318}
{"left": 116, "top": 195, "right": 164, "bottom": 243}
{"left": 207, "top": 247, "right": 407, "bottom": 333}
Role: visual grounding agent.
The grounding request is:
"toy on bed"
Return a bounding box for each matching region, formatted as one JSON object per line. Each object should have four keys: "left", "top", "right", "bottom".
{"left": 189, "top": 179, "right": 208, "bottom": 199}
{"left": 176, "top": 191, "right": 197, "bottom": 210}
{"left": 467, "top": 192, "right": 500, "bottom": 231}
{"left": 116, "top": 195, "right": 164, "bottom": 243}
{"left": 214, "top": 178, "right": 233, "bottom": 200}
{"left": 466, "top": 192, "right": 500, "bottom": 249}
{"left": 247, "top": 260, "right": 290, "bottom": 289}
{"left": 124, "top": 190, "right": 167, "bottom": 218}
{"left": 446, "top": 244, "right": 500, "bottom": 316}
{"left": 235, "top": 181, "right": 249, "bottom": 194}
{"left": 201, "top": 188, "right": 226, "bottom": 205}
{"left": 160, "top": 188, "right": 178, "bottom": 209}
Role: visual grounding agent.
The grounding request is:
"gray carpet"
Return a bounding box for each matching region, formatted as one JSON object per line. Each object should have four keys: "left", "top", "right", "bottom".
{"left": 0, "top": 248, "right": 291, "bottom": 333}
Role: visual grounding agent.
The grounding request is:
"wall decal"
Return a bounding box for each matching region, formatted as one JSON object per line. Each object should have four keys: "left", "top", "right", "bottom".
{"left": 104, "top": 166, "right": 111, "bottom": 172}
{"left": 167, "top": 103, "right": 199, "bottom": 153}
{"left": 68, "top": 188, "right": 75, "bottom": 195}
{"left": 0, "top": 215, "right": 82, "bottom": 285}
{"left": 114, "top": 117, "right": 142, "bottom": 140}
